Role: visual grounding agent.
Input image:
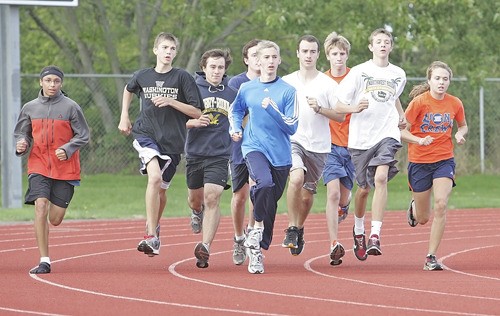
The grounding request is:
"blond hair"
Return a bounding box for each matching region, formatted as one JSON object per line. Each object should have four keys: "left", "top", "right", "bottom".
{"left": 256, "top": 40, "right": 280, "bottom": 57}
{"left": 323, "top": 32, "right": 351, "bottom": 55}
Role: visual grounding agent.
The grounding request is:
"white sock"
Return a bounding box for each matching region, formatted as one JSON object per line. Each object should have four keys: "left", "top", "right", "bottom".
{"left": 370, "top": 221, "right": 382, "bottom": 237}
{"left": 40, "top": 257, "right": 50, "bottom": 265}
{"left": 354, "top": 216, "right": 365, "bottom": 235}
{"left": 235, "top": 235, "right": 245, "bottom": 242}
{"left": 253, "top": 222, "right": 264, "bottom": 231}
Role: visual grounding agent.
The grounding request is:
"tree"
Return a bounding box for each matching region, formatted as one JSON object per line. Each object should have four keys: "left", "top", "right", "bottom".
{"left": 17, "top": 0, "right": 500, "bottom": 175}
{"left": 19, "top": 0, "right": 500, "bottom": 130}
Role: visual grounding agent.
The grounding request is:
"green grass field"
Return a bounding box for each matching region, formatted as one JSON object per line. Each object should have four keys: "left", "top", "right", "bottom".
{"left": 1, "top": 173, "right": 499, "bottom": 222}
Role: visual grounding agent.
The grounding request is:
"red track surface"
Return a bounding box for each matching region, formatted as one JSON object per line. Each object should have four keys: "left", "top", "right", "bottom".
{"left": 1, "top": 209, "right": 499, "bottom": 315}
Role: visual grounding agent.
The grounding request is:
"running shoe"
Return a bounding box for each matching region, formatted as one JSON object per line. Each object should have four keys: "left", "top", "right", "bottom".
{"left": 367, "top": 234, "right": 382, "bottom": 256}
{"left": 138, "top": 224, "right": 161, "bottom": 257}
{"left": 29, "top": 262, "right": 51, "bottom": 274}
{"left": 247, "top": 248, "right": 264, "bottom": 274}
{"left": 282, "top": 226, "right": 299, "bottom": 249}
{"left": 329, "top": 242, "right": 346, "bottom": 266}
{"left": 137, "top": 238, "right": 147, "bottom": 253}
{"left": 142, "top": 235, "right": 160, "bottom": 256}
{"left": 352, "top": 226, "right": 367, "bottom": 261}
{"left": 244, "top": 228, "right": 262, "bottom": 249}
{"left": 407, "top": 199, "right": 418, "bottom": 227}
{"left": 290, "top": 227, "right": 305, "bottom": 256}
{"left": 232, "top": 237, "right": 247, "bottom": 265}
{"left": 338, "top": 193, "right": 352, "bottom": 224}
{"left": 423, "top": 254, "right": 443, "bottom": 271}
{"left": 194, "top": 242, "right": 210, "bottom": 268}
{"left": 190, "top": 207, "right": 204, "bottom": 234}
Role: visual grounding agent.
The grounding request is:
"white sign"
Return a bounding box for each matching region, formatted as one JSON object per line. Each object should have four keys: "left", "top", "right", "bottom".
{"left": 0, "top": 0, "right": 78, "bottom": 6}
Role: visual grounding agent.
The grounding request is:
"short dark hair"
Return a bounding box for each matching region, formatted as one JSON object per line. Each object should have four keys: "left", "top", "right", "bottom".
{"left": 199, "top": 48, "right": 233, "bottom": 70}
{"left": 241, "top": 39, "right": 261, "bottom": 65}
{"left": 297, "top": 35, "right": 320, "bottom": 52}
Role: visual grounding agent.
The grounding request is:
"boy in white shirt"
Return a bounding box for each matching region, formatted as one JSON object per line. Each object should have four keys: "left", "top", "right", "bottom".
{"left": 282, "top": 35, "right": 344, "bottom": 256}
{"left": 335, "top": 28, "right": 406, "bottom": 260}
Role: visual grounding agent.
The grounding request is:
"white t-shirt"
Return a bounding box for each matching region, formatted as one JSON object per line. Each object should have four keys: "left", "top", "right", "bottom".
{"left": 283, "top": 71, "right": 337, "bottom": 153}
{"left": 336, "top": 60, "right": 406, "bottom": 150}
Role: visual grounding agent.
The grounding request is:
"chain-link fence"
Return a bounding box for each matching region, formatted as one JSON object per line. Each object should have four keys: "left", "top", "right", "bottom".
{"left": 15, "top": 74, "right": 500, "bottom": 176}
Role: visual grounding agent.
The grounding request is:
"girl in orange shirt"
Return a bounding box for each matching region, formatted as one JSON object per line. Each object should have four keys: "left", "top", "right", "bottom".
{"left": 401, "top": 61, "right": 468, "bottom": 271}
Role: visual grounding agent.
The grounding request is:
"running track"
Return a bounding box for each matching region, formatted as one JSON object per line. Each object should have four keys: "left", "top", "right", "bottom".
{"left": 1, "top": 209, "right": 499, "bottom": 315}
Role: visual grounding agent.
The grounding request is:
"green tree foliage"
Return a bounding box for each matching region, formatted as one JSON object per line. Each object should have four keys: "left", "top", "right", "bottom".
{"left": 20, "top": 0, "right": 499, "bottom": 79}
{"left": 16, "top": 0, "right": 500, "bottom": 175}
{"left": 18, "top": 0, "right": 499, "bottom": 133}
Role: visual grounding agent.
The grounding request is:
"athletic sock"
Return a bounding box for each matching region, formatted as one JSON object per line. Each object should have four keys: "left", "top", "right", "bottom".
{"left": 370, "top": 221, "right": 382, "bottom": 238}
{"left": 354, "top": 216, "right": 365, "bottom": 235}
{"left": 40, "top": 257, "right": 50, "bottom": 265}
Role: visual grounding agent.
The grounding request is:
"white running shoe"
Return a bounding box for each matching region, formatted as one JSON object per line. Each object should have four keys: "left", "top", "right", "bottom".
{"left": 247, "top": 248, "right": 264, "bottom": 274}
{"left": 244, "top": 228, "right": 262, "bottom": 249}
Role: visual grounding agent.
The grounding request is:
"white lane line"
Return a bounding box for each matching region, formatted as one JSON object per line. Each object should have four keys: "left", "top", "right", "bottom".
{"left": 0, "top": 307, "right": 68, "bottom": 316}
{"left": 441, "top": 245, "right": 500, "bottom": 281}
{"left": 169, "top": 251, "right": 495, "bottom": 316}
{"left": 28, "top": 247, "right": 287, "bottom": 316}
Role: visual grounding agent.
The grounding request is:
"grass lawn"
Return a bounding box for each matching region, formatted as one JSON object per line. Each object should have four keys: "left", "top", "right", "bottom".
{"left": 1, "top": 173, "right": 499, "bottom": 222}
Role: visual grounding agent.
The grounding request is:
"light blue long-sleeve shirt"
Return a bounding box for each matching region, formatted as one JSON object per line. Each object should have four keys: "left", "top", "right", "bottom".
{"left": 229, "top": 77, "right": 298, "bottom": 167}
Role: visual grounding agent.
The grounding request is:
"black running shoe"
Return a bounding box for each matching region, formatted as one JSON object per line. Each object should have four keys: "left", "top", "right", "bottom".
{"left": 290, "top": 227, "right": 305, "bottom": 256}
{"left": 29, "top": 262, "right": 51, "bottom": 274}
{"left": 282, "top": 226, "right": 299, "bottom": 249}
{"left": 407, "top": 200, "right": 418, "bottom": 227}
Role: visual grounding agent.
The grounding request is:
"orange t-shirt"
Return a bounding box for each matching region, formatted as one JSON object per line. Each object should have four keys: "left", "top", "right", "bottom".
{"left": 325, "top": 68, "right": 351, "bottom": 147}
{"left": 406, "top": 91, "right": 466, "bottom": 163}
